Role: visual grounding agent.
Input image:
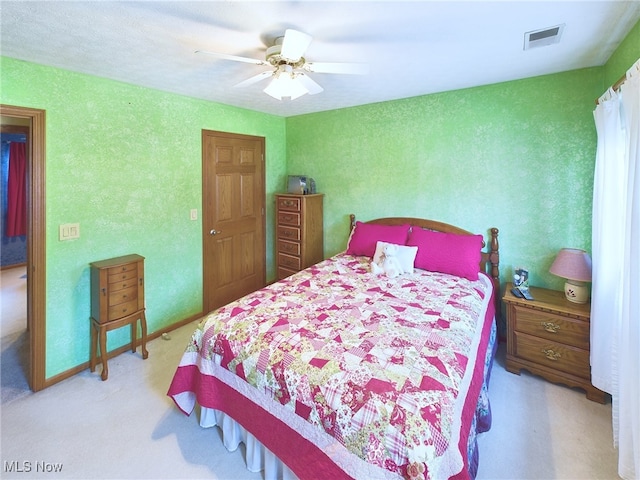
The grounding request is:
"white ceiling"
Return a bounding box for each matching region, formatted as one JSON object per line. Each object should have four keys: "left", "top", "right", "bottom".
{"left": 1, "top": 1, "right": 639, "bottom": 117}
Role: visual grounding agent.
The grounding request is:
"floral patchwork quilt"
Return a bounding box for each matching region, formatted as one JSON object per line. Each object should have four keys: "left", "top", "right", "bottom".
{"left": 169, "top": 253, "right": 495, "bottom": 479}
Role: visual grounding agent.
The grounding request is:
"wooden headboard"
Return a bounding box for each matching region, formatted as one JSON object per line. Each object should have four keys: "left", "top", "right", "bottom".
{"left": 349, "top": 214, "right": 500, "bottom": 321}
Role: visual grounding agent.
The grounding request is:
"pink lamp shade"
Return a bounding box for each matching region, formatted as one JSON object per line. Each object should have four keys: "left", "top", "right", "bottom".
{"left": 549, "top": 248, "right": 592, "bottom": 303}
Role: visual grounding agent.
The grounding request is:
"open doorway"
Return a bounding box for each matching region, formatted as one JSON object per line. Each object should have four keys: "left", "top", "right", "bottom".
{"left": 0, "top": 105, "right": 46, "bottom": 393}
{"left": 1, "top": 121, "right": 29, "bottom": 401}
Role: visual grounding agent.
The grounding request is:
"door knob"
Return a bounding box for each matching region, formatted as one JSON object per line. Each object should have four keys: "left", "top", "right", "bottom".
{"left": 210, "top": 229, "right": 221, "bottom": 235}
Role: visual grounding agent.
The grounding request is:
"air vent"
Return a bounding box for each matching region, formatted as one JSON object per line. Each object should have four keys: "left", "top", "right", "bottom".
{"left": 524, "top": 24, "right": 565, "bottom": 50}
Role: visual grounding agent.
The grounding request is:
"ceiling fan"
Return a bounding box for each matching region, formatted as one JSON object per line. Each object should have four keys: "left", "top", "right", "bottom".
{"left": 196, "top": 29, "right": 369, "bottom": 100}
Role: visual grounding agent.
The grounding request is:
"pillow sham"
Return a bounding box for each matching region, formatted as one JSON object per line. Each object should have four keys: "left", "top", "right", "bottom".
{"left": 406, "top": 228, "right": 483, "bottom": 280}
{"left": 372, "top": 241, "right": 418, "bottom": 275}
{"left": 346, "top": 221, "right": 411, "bottom": 258}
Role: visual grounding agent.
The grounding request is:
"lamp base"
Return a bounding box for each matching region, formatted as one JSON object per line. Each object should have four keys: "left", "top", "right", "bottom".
{"left": 564, "top": 280, "right": 589, "bottom": 304}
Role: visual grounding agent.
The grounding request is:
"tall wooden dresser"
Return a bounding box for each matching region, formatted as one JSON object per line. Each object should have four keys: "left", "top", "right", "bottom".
{"left": 276, "top": 193, "right": 324, "bottom": 280}
{"left": 90, "top": 254, "right": 148, "bottom": 380}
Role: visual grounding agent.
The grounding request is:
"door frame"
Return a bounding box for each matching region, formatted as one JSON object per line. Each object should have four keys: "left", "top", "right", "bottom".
{"left": 1, "top": 104, "right": 47, "bottom": 392}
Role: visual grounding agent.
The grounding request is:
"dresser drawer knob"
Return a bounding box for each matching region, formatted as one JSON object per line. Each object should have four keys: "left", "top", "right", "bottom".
{"left": 542, "top": 348, "right": 562, "bottom": 361}
{"left": 541, "top": 321, "right": 560, "bottom": 333}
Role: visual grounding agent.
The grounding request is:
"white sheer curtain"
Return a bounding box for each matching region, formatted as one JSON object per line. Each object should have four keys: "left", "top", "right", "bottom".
{"left": 591, "top": 59, "right": 640, "bottom": 480}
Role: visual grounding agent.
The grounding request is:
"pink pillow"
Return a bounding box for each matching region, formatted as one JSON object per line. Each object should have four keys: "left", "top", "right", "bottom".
{"left": 346, "top": 222, "right": 411, "bottom": 258}
{"left": 407, "top": 228, "right": 483, "bottom": 280}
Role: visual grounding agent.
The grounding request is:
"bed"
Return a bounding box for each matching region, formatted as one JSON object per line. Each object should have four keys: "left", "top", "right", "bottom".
{"left": 168, "top": 215, "right": 500, "bottom": 480}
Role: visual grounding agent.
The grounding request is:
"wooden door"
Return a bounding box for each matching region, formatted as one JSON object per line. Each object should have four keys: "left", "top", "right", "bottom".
{"left": 202, "top": 130, "right": 266, "bottom": 313}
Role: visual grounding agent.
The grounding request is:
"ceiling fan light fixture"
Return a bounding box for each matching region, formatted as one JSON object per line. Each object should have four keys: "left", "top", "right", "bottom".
{"left": 198, "top": 29, "right": 363, "bottom": 101}
{"left": 263, "top": 65, "right": 308, "bottom": 100}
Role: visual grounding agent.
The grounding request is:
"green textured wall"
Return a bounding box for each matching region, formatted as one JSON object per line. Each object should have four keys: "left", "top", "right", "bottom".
{"left": 286, "top": 69, "right": 602, "bottom": 295}
{"left": 1, "top": 57, "right": 287, "bottom": 378}
{"left": 603, "top": 19, "right": 640, "bottom": 89}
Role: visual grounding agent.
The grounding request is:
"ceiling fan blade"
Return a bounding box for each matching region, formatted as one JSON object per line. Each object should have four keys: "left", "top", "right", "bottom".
{"left": 296, "top": 73, "right": 324, "bottom": 95}
{"left": 280, "top": 29, "right": 312, "bottom": 62}
{"left": 195, "top": 50, "right": 267, "bottom": 66}
{"left": 234, "top": 71, "right": 274, "bottom": 88}
{"left": 305, "top": 62, "right": 369, "bottom": 75}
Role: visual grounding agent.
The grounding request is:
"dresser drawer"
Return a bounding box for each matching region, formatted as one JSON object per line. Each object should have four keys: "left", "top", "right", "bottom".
{"left": 278, "top": 253, "right": 301, "bottom": 271}
{"left": 108, "top": 267, "right": 137, "bottom": 285}
{"left": 277, "top": 196, "right": 301, "bottom": 212}
{"left": 278, "top": 239, "right": 301, "bottom": 256}
{"left": 108, "top": 261, "right": 137, "bottom": 275}
{"left": 108, "top": 285, "right": 138, "bottom": 306}
{"left": 107, "top": 299, "right": 139, "bottom": 321}
{"left": 278, "top": 211, "right": 301, "bottom": 226}
{"left": 277, "top": 266, "right": 297, "bottom": 280}
{"left": 278, "top": 225, "right": 301, "bottom": 241}
{"left": 514, "top": 331, "right": 590, "bottom": 379}
{"left": 512, "top": 305, "right": 589, "bottom": 349}
{"left": 109, "top": 275, "right": 139, "bottom": 292}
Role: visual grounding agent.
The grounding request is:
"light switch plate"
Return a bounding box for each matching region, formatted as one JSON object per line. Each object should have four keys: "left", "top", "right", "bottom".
{"left": 190, "top": 209, "right": 198, "bottom": 221}
{"left": 59, "top": 223, "right": 80, "bottom": 241}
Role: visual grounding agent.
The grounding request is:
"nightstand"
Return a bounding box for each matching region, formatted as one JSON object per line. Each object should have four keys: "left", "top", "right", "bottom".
{"left": 503, "top": 283, "right": 605, "bottom": 403}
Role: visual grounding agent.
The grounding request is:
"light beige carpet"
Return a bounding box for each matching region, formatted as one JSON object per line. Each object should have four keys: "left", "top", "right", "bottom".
{"left": 0, "top": 320, "right": 619, "bottom": 479}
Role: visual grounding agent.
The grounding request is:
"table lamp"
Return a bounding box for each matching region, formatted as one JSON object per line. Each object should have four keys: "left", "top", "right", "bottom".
{"left": 549, "top": 248, "right": 592, "bottom": 304}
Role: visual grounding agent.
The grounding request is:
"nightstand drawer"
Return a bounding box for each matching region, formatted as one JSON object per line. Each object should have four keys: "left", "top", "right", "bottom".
{"left": 512, "top": 305, "right": 589, "bottom": 349}
{"left": 514, "top": 331, "right": 590, "bottom": 379}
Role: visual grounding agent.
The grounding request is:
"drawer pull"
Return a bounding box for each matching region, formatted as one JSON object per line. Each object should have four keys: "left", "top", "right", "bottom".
{"left": 542, "top": 348, "right": 562, "bottom": 361}
{"left": 541, "top": 321, "right": 560, "bottom": 333}
{"left": 283, "top": 200, "right": 295, "bottom": 207}
{"left": 101, "top": 288, "right": 106, "bottom": 296}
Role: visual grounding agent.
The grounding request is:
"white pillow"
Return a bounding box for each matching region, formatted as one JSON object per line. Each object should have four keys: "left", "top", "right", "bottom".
{"left": 372, "top": 241, "right": 418, "bottom": 275}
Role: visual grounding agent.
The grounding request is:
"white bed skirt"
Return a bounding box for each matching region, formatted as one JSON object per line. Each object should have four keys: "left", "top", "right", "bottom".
{"left": 199, "top": 406, "right": 298, "bottom": 480}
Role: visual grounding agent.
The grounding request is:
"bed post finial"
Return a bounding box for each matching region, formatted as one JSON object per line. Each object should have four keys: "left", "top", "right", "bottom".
{"left": 349, "top": 214, "right": 356, "bottom": 233}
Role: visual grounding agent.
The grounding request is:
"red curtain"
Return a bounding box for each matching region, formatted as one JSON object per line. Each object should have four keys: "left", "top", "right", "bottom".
{"left": 6, "top": 142, "right": 27, "bottom": 237}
